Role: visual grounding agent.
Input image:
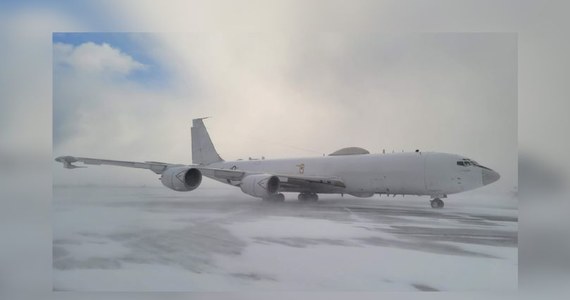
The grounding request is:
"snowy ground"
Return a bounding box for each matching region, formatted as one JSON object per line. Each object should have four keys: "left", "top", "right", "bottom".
{"left": 53, "top": 186, "right": 517, "bottom": 291}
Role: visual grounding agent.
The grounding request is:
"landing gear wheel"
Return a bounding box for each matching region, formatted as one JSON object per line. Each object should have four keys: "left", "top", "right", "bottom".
{"left": 263, "top": 193, "right": 285, "bottom": 202}
{"left": 430, "top": 198, "right": 444, "bottom": 209}
{"left": 298, "top": 193, "right": 318, "bottom": 202}
{"left": 310, "top": 193, "right": 319, "bottom": 201}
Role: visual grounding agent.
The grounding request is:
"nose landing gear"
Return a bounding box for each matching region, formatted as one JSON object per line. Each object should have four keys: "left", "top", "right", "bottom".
{"left": 430, "top": 198, "right": 444, "bottom": 209}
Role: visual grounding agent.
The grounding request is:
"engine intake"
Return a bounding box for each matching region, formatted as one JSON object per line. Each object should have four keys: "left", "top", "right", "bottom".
{"left": 240, "top": 174, "right": 280, "bottom": 198}
{"left": 160, "top": 167, "right": 202, "bottom": 191}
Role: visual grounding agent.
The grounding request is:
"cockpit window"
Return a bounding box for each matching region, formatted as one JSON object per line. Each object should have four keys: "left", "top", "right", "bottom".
{"left": 458, "top": 158, "right": 492, "bottom": 170}
{"left": 457, "top": 159, "right": 474, "bottom": 167}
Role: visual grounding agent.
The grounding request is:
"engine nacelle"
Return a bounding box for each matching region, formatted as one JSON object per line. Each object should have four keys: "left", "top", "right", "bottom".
{"left": 240, "top": 174, "right": 280, "bottom": 198}
{"left": 160, "top": 166, "right": 202, "bottom": 191}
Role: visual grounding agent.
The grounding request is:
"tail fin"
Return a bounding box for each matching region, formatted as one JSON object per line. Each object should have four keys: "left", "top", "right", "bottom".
{"left": 191, "top": 118, "right": 223, "bottom": 165}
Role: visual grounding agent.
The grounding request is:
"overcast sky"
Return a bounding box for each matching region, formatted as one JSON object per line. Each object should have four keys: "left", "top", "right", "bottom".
{"left": 52, "top": 32, "right": 517, "bottom": 192}
{"left": 7, "top": 1, "right": 570, "bottom": 293}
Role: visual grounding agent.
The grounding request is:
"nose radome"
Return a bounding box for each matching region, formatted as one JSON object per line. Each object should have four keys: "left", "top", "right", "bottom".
{"left": 482, "top": 169, "right": 500, "bottom": 185}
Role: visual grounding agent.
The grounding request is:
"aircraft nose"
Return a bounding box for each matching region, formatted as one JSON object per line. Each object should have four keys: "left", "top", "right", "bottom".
{"left": 482, "top": 169, "right": 500, "bottom": 185}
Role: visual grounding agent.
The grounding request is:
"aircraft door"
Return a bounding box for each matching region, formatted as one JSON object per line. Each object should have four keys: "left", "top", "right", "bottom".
{"left": 424, "top": 153, "right": 456, "bottom": 194}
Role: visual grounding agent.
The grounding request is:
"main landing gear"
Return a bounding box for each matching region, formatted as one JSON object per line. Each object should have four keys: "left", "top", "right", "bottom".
{"left": 298, "top": 193, "right": 318, "bottom": 202}
{"left": 430, "top": 198, "right": 444, "bottom": 209}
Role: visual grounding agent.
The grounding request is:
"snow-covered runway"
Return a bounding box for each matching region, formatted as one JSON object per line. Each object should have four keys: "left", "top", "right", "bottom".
{"left": 53, "top": 186, "right": 517, "bottom": 291}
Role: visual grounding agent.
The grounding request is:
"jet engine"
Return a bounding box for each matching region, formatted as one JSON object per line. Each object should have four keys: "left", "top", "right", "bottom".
{"left": 160, "top": 166, "right": 202, "bottom": 191}
{"left": 240, "top": 174, "right": 280, "bottom": 198}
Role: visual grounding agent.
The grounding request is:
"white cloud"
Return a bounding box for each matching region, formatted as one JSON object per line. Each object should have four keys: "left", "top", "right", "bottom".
{"left": 54, "top": 42, "right": 146, "bottom": 75}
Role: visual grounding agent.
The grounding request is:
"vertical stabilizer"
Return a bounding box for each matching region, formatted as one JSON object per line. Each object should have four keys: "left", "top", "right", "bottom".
{"left": 191, "top": 118, "right": 223, "bottom": 165}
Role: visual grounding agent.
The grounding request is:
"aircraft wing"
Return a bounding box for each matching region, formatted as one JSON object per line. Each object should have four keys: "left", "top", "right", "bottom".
{"left": 197, "top": 167, "right": 346, "bottom": 191}
{"left": 55, "top": 156, "right": 346, "bottom": 191}
{"left": 54, "top": 156, "right": 180, "bottom": 174}
{"left": 276, "top": 174, "right": 346, "bottom": 189}
{"left": 197, "top": 167, "right": 246, "bottom": 181}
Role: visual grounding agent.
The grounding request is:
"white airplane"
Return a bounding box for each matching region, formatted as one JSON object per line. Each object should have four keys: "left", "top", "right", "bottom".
{"left": 56, "top": 118, "right": 500, "bottom": 208}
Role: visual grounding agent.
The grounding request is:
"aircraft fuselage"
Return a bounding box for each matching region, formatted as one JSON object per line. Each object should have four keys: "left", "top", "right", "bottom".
{"left": 208, "top": 151, "right": 499, "bottom": 198}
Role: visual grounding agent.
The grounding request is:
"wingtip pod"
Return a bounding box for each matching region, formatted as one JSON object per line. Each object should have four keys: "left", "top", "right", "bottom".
{"left": 55, "top": 155, "right": 74, "bottom": 162}
{"left": 55, "top": 156, "right": 85, "bottom": 169}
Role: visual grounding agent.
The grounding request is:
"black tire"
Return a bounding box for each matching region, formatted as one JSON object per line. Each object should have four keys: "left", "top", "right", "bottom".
{"left": 276, "top": 193, "right": 285, "bottom": 202}
{"left": 299, "top": 193, "right": 317, "bottom": 202}
{"left": 430, "top": 198, "right": 444, "bottom": 208}
{"left": 431, "top": 200, "right": 438, "bottom": 208}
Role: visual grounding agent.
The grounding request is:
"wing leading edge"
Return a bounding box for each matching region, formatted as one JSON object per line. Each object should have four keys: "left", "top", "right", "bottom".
{"left": 55, "top": 156, "right": 346, "bottom": 192}
{"left": 54, "top": 156, "right": 178, "bottom": 174}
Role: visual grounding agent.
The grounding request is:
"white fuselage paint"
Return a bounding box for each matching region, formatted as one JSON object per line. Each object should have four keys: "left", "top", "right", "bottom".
{"left": 207, "top": 152, "right": 485, "bottom": 197}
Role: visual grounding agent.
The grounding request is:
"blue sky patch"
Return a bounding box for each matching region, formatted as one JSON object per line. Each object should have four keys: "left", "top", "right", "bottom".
{"left": 53, "top": 32, "right": 172, "bottom": 89}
